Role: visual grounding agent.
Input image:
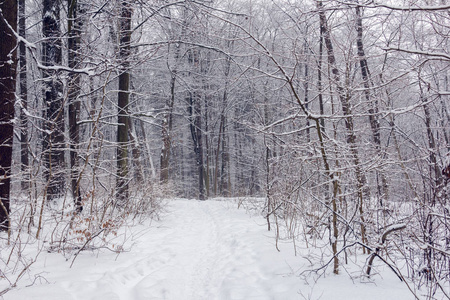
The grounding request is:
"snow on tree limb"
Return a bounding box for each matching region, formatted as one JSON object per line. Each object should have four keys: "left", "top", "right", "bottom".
{"left": 384, "top": 47, "right": 450, "bottom": 61}
{"left": 381, "top": 223, "right": 406, "bottom": 244}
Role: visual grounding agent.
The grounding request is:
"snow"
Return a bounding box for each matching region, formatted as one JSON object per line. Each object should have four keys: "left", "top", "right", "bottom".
{"left": 1, "top": 199, "right": 415, "bottom": 300}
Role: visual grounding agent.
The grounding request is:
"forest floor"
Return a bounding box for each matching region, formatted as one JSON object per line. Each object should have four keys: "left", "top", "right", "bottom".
{"left": 2, "top": 198, "right": 415, "bottom": 300}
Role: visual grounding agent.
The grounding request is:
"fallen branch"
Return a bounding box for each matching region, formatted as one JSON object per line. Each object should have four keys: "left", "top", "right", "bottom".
{"left": 366, "top": 223, "right": 406, "bottom": 279}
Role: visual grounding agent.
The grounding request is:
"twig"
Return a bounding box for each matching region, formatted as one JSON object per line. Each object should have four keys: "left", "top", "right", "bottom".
{"left": 70, "top": 228, "right": 105, "bottom": 268}
{"left": 299, "top": 241, "right": 371, "bottom": 277}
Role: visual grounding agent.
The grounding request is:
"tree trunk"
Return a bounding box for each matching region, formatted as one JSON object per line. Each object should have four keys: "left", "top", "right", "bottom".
{"left": 160, "top": 45, "right": 178, "bottom": 184}
{"left": 204, "top": 90, "right": 210, "bottom": 197}
{"left": 303, "top": 34, "right": 311, "bottom": 142}
{"left": 189, "top": 90, "right": 206, "bottom": 201}
{"left": 0, "top": 0, "right": 17, "bottom": 231}
{"left": 355, "top": 4, "right": 388, "bottom": 206}
{"left": 19, "top": 0, "right": 29, "bottom": 191}
{"left": 420, "top": 77, "right": 440, "bottom": 279}
{"left": 318, "top": 0, "right": 369, "bottom": 267}
{"left": 42, "top": 0, "right": 65, "bottom": 201}
{"left": 116, "top": 0, "right": 132, "bottom": 203}
{"left": 214, "top": 115, "right": 224, "bottom": 196}
{"left": 140, "top": 119, "right": 156, "bottom": 179}
{"left": 318, "top": 24, "right": 325, "bottom": 131}
{"left": 160, "top": 9, "right": 188, "bottom": 185}
{"left": 220, "top": 115, "right": 229, "bottom": 196}
{"left": 68, "top": 0, "right": 83, "bottom": 213}
{"left": 186, "top": 47, "right": 206, "bottom": 200}
{"left": 128, "top": 117, "right": 144, "bottom": 183}
{"left": 219, "top": 56, "right": 231, "bottom": 197}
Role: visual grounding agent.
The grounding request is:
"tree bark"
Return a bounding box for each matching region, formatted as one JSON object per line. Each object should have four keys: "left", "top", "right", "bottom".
{"left": 42, "top": 0, "right": 65, "bottom": 201}
{"left": 355, "top": 5, "right": 388, "bottom": 206}
{"left": 19, "top": 0, "right": 29, "bottom": 191}
{"left": 318, "top": 24, "right": 325, "bottom": 131}
{"left": 116, "top": 0, "right": 132, "bottom": 203}
{"left": 128, "top": 117, "right": 144, "bottom": 183}
{"left": 303, "top": 32, "right": 311, "bottom": 142}
{"left": 188, "top": 48, "right": 205, "bottom": 200}
{"left": 189, "top": 89, "right": 206, "bottom": 200}
{"left": 160, "top": 43, "right": 179, "bottom": 184}
{"left": 219, "top": 114, "right": 229, "bottom": 196}
{"left": 214, "top": 114, "right": 224, "bottom": 196}
{"left": 0, "top": 0, "right": 17, "bottom": 231}
{"left": 68, "top": 0, "right": 83, "bottom": 212}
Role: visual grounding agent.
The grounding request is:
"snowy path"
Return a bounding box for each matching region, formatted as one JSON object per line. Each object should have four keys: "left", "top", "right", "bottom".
{"left": 113, "top": 199, "right": 290, "bottom": 300}
{"left": 3, "top": 199, "right": 414, "bottom": 300}
{"left": 4, "top": 199, "right": 301, "bottom": 300}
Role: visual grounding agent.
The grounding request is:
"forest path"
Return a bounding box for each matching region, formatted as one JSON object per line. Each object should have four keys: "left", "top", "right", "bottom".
{"left": 114, "top": 199, "right": 298, "bottom": 300}
{"left": 4, "top": 199, "right": 301, "bottom": 300}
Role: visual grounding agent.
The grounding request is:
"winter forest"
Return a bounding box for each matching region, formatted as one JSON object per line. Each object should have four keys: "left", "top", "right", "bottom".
{"left": 0, "top": 0, "right": 450, "bottom": 299}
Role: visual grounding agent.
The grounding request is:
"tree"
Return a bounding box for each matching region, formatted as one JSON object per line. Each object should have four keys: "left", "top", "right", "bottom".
{"left": 318, "top": 0, "right": 369, "bottom": 261}
{"left": 68, "top": 0, "right": 84, "bottom": 212}
{"left": 160, "top": 11, "right": 185, "bottom": 185}
{"left": 116, "top": 0, "right": 133, "bottom": 203}
{"left": 187, "top": 47, "right": 206, "bottom": 201}
{"left": 0, "top": 0, "right": 18, "bottom": 232}
{"left": 354, "top": 4, "right": 388, "bottom": 206}
{"left": 42, "top": 0, "right": 65, "bottom": 201}
{"left": 18, "top": 0, "right": 29, "bottom": 191}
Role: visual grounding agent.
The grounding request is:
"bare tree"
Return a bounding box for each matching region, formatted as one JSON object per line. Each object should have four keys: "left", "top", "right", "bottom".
{"left": 42, "top": 0, "right": 65, "bottom": 201}
{"left": 318, "top": 0, "right": 369, "bottom": 258}
{"left": 160, "top": 14, "right": 185, "bottom": 185}
{"left": 68, "top": 0, "right": 84, "bottom": 212}
{"left": 0, "top": 0, "right": 17, "bottom": 232}
{"left": 354, "top": 4, "right": 388, "bottom": 206}
{"left": 187, "top": 47, "right": 206, "bottom": 201}
{"left": 18, "top": 0, "right": 29, "bottom": 191}
{"left": 116, "top": 0, "right": 133, "bottom": 203}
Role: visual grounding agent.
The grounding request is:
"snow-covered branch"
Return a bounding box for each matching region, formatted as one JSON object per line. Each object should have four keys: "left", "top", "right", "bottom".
{"left": 384, "top": 47, "right": 450, "bottom": 61}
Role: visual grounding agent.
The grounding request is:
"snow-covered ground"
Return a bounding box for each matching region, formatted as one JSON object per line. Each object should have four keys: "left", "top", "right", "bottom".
{"left": 1, "top": 198, "right": 415, "bottom": 299}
